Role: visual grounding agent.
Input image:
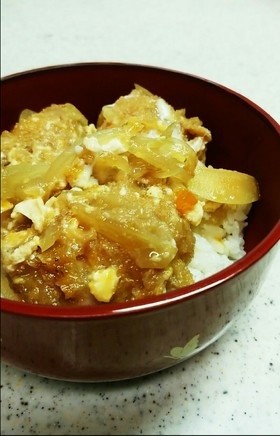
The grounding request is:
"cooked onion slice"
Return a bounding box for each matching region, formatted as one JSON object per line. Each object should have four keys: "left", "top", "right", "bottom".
{"left": 129, "top": 136, "right": 198, "bottom": 184}
{"left": 188, "top": 163, "right": 260, "bottom": 204}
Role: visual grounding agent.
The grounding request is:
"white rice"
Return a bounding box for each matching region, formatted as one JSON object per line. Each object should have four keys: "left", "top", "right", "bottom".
{"left": 189, "top": 204, "right": 251, "bottom": 281}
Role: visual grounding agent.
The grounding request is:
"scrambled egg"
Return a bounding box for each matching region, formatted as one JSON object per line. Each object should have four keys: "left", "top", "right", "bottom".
{"left": 88, "top": 267, "right": 120, "bottom": 302}
{"left": 11, "top": 198, "right": 46, "bottom": 232}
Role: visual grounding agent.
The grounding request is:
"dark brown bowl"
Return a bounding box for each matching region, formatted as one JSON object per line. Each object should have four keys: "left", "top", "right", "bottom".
{"left": 1, "top": 63, "right": 279, "bottom": 382}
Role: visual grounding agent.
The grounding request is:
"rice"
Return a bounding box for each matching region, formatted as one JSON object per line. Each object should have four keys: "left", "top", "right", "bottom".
{"left": 189, "top": 204, "right": 250, "bottom": 281}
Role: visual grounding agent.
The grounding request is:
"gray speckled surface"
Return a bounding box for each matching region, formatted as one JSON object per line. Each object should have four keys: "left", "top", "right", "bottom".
{"left": 1, "top": 1, "right": 280, "bottom": 434}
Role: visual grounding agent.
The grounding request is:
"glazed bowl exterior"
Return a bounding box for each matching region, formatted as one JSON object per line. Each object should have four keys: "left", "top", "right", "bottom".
{"left": 1, "top": 63, "right": 279, "bottom": 382}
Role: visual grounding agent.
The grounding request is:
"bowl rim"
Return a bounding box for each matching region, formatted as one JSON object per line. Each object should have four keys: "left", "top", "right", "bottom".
{"left": 1, "top": 62, "right": 280, "bottom": 319}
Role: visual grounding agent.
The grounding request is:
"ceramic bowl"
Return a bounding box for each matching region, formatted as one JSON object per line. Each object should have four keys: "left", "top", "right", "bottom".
{"left": 1, "top": 63, "right": 279, "bottom": 382}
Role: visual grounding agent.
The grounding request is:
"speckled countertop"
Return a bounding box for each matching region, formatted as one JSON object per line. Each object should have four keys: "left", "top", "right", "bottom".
{"left": 1, "top": 0, "right": 280, "bottom": 434}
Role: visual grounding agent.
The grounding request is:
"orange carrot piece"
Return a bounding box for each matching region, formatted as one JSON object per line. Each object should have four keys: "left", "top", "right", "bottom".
{"left": 175, "top": 189, "right": 197, "bottom": 215}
